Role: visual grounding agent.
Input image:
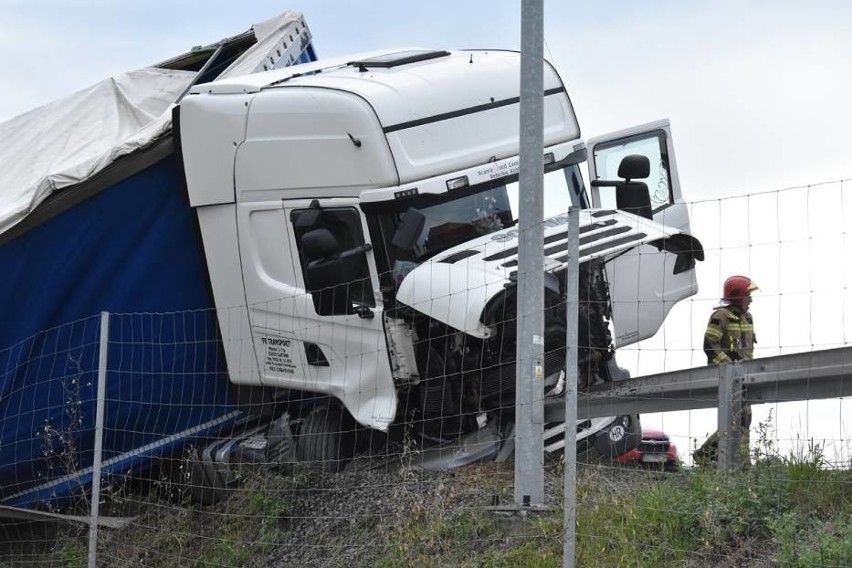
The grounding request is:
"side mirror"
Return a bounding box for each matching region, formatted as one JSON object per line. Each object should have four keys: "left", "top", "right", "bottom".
{"left": 391, "top": 208, "right": 426, "bottom": 251}
{"left": 301, "top": 228, "right": 340, "bottom": 259}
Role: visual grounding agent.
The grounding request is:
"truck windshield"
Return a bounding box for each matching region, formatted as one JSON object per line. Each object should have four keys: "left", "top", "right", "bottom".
{"left": 377, "top": 163, "right": 588, "bottom": 276}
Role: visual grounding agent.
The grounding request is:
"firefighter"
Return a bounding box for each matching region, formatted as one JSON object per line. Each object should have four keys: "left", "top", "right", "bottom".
{"left": 703, "top": 275, "right": 758, "bottom": 365}
{"left": 693, "top": 275, "right": 758, "bottom": 465}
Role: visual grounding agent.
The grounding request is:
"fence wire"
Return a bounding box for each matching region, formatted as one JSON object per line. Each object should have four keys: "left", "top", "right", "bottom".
{"left": 1, "top": 181, "right": 850, "bottom": 567}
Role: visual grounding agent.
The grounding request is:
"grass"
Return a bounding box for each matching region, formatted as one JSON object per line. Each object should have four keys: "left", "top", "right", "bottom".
{"left": 94, "top": 472, "right": 298, "bottom": 567}
{"left": 373, "top": 426, "right": 851, "bottom": 567}
{"left": 2, "top": 424, "right": 850, "bottom": 567}
{"left": 374, "top": 455, "right": 850, "bottom": 567}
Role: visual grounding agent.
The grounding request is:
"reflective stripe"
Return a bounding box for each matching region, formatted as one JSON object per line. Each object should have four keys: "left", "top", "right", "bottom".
{"left": 705, "top": 327, "right": 724, "bottom": 339}
{"left": 713, "top": 352, "right": 731, "bottom": 364}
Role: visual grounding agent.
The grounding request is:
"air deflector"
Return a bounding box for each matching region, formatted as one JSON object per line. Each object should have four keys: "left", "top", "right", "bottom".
{"left": 349, "top": 50, "right": 450, "bottom": 71}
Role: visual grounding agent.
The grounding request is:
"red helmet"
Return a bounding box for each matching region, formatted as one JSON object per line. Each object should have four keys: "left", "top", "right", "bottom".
{"left": 722, "top": 275, "right": 759, "bottom": 305}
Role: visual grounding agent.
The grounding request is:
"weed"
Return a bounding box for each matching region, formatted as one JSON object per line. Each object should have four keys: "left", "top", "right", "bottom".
{"left": 751, "top": 408, "right": 781, "bottom": 465}
{"left": 54, "top": 537, "right": 88, "bottom": 568}
{"left": 36, "top": 355, "right": 89, "bottom": 510}
{"left": 151, "top": 449, "right": 196, "bottom": 506}
{"left": 770, "top": 510, "right": 852, "bottom": 567}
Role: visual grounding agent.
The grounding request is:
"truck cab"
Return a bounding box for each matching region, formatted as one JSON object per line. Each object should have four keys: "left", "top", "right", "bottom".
{"left": 178, "top": 49, "right": 703, "bottom": 465}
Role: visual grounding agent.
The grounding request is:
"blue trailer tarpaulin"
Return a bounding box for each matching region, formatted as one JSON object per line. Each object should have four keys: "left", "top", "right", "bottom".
{"left": 0, "top": 10, "right": 317, "bottom": 509}
{"left": 0, "top": 158, "right": 240, "bottom": 508}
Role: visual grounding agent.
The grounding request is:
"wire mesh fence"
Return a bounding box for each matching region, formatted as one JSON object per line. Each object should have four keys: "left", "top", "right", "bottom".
{"left": 0, "top": 181, "right": 850, "bottom": 567}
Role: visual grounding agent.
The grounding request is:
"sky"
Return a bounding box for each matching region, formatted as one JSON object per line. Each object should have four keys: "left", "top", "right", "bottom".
{"left": 2, "top": 0, "right": 851, "bottom": 464}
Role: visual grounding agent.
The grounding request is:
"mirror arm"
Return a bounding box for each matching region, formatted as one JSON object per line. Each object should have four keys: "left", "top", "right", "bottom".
{"left": 339, "top": 243, "right": 373, "bottom": 259}
{"left": 590, "top": 180, "right": 620, "bottom": 187}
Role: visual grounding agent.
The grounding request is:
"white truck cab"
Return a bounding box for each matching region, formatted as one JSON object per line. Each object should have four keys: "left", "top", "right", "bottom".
{"left": 178, "top": 49, "right": 703, "bottom": 467}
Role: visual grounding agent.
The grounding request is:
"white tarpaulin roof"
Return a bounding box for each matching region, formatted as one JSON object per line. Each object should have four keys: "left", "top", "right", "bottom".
{"left": 0, "top": 11, "right": 307, "bottom": 236}
{"left": 0, "top": 69, "right": 194, "bottom": 236}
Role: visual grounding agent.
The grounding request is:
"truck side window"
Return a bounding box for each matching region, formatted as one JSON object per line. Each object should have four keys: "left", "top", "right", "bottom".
{"left": 593, "top": 130, "right": 672, "bottom": 212}
{"left": 291, "top": 207, "right": 375, "bottom": 316}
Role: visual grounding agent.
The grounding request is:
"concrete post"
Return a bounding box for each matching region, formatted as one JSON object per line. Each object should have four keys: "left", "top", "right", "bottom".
{"left": 514, "top": 0, "right": 545, "bottom": 507}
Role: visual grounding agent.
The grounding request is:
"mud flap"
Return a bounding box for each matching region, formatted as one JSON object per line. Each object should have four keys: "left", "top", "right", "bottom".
{"left": 187, "top": 414, "right": 297, "bottom": 505}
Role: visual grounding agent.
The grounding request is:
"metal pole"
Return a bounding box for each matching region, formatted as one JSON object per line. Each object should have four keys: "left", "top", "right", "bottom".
{"left": 731, "top": 363, "right": 744, "bottom": 468}
{"left": 175, "top": 42, "right": 225, "bottom": 102}
{"left": 717, "top": 363, "right": 742, "bottom": 473}
{"left": 562, "top": 207, "right": 579, "bottom": 568}
{"left": 88, "top": 312, "right": 110, "bottom": 568}
{"left": 515, "top": 0, "right": 546, "bottom": 507}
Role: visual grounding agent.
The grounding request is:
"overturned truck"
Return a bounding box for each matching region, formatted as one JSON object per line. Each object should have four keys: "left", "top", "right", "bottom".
{"left": 0, "top": 34, "right": 703, "bottom": 508}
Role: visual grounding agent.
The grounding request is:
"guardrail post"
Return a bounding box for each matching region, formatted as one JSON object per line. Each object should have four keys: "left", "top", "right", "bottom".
{"left": 731, "top": 363, "right": 745, "bottom": 467}
{"left": 717, "top": 362, "right": 743, "bottom": 472}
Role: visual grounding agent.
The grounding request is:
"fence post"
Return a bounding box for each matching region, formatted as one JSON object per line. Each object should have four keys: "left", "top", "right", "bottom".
{"left": 88, "top": 311, "right": 110, "bottom": 568}
{"left": 717, "top": 362, "right": 743, "bottom": 472}
{"left": 562, "top": 207, "right": 579, "bottom": 568}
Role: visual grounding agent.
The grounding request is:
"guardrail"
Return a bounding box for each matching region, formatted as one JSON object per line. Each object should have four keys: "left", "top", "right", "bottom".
{"left": 545, "top": 347, "right": 852, "bottom": 473}
{"left": 544, "top": 347, "right": 852, "bottom": 421}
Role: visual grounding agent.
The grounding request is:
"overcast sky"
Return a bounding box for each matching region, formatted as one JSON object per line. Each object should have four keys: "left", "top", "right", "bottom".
{"left": 2, "top": 0, "right": 850, "bottom": 463}
{"left": 3, "top": 0, "right": 851, "bottom": 197}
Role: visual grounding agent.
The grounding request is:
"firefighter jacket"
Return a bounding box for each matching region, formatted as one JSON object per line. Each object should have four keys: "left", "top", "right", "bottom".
{"left": 703, "top": 304, "right": 756, "bottom": 364}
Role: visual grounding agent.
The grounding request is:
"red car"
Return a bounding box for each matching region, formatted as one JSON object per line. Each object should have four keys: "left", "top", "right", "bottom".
{"left": 617, "top": 428, "right": 679, "bottom": 471}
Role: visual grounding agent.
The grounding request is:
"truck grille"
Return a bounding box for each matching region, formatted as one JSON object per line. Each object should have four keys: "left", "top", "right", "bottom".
{"left": 483, "top": 214, "right": 648, "bottom": 269}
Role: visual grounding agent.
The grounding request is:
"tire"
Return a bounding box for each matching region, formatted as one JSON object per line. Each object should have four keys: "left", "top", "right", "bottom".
{"left": 297, "top": 404, "right": 357, "bottom": 472}
{"left": 594, "top": 414, "right": 641, "bottom": 460}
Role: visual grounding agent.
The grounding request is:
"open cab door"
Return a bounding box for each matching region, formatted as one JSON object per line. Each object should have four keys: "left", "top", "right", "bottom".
{"left": 586, "top": 119, "right": 689, "bottom": 232}
{"left": 585, "top": 119, "right": 702, "bottom": 347}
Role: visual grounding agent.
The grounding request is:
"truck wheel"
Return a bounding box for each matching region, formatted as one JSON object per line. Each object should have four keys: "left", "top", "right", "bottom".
{"left": 298, "top": 404, "right": 357, "bottom": 472}
{"left": 594, "top": 414, "right": 641, "bottom": 460}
